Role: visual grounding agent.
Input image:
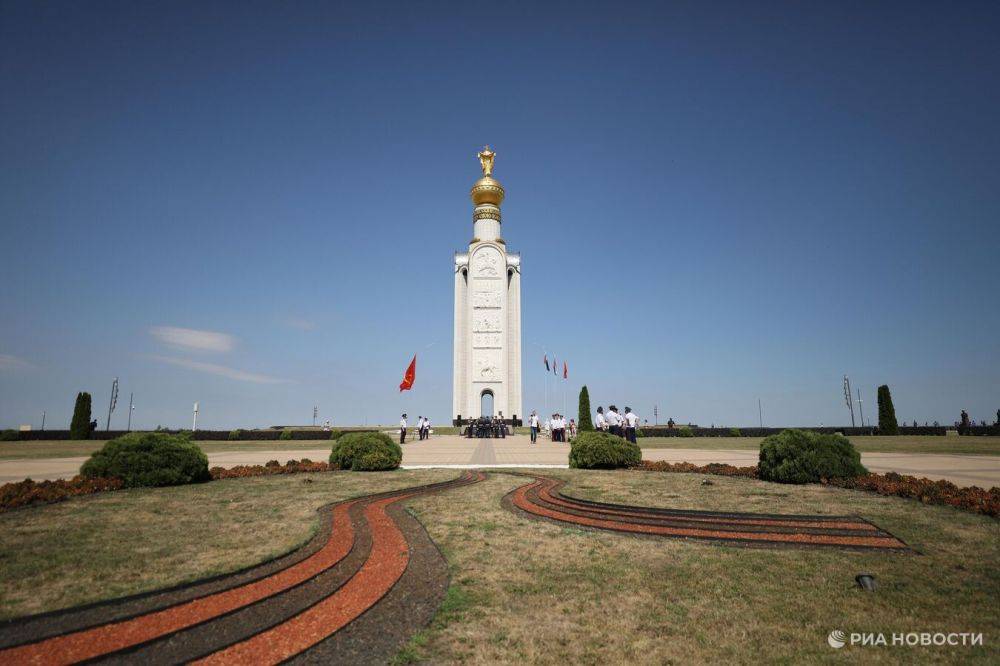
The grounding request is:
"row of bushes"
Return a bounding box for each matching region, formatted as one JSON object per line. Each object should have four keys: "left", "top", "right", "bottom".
{"left": 567, "top": 429, "right": 866, "bottom": 480}
{"left": 1, "top": 430, "right": 405, "bottom": 511}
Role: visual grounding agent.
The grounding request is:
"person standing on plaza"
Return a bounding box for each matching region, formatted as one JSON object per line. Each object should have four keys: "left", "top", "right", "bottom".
{"left": 529, "top": 411, "right": 539, "bottom": 444}
{"left": 569, "top": 418, "right": 577, "bottom": 439}
{"left": 608, "top": 406, "right": 622, "bottom": 437}
{"left": 595, "top": 406, "right": 607, "bottom": 432}
{"left": 624, "top": 407, "right": 639, "bottom": 443}
{"left": 399, "top": 414, "right": 408, "bottom": 444}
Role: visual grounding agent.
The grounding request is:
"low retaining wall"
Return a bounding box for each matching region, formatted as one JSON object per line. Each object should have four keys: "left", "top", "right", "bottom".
{"left": 637, "top": 426, "right": 950, "bottom": 437}
{"left": 9, "top": 429, "right": 376, "bottom": 442}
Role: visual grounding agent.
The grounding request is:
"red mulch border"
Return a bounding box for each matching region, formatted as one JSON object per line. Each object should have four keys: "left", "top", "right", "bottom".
{"left": 0, "top": 460, "right": 337, "bottom": 513}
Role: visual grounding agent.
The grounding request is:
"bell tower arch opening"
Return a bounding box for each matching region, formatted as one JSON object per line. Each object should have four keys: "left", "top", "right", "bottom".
{"left": 480, "top": 389, "right": 494, "bottom": 418}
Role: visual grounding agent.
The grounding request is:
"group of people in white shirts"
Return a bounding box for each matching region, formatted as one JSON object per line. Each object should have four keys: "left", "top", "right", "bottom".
{"left": 397, "top": 413, "right": 432, "bottom": 444}
{"left": 595, "top": 405, "right": 640, "bottom": 443}
{"left": 527, "top": 411, "right": 577, "bottom": 443}
{"left": 548, "top": 413, "right": 575, "bottom": 442}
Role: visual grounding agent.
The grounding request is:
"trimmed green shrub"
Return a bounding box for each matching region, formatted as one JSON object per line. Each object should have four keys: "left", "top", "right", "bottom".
{"left": 70, "top": 392, "right": 92, "bottom": 440}
{"left": 578, "top": 386, "right": 594, "bottom": 432}
{"left": 330, "top": 429, "right": 344, "bottom": 440}
{"left": 569, "top": 431, "right": 641, "bottom": 469}
{"left": 729, "top": 427, "right": 741, "bottom": 437}
{"left": 758, "top": 429, "right": 867, "bottom": 484}
{"left": 1, "top": 429, "right": 19, "bottom": 441}
{"left": 877, "top": 384, "right": 899, "bottom": 435}
{"left": 330, "top": 432, "right": 402, "bottom": 471}
{"left": 228, "top": 429, "right": 244, "bottom": 441}
{"left": 279, "top": 429, "right": 293, "bottom": 441}
{"left": 80, "top": 432, "right": 210, "bottom": 488}
{"left": 677, "top": 426, "right": 694, "bottom": 437}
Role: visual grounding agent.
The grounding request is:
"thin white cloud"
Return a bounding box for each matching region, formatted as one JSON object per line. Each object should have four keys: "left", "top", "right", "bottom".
{"left": 150, "top": 326, "right": 235, "bottom": 353}
{"left": 0, "top": 354, "right": 32, "bottom": 370}
{"left": 284, "top": 317, "right": 317, "bottom": 331}
{"left": 148, "top": 354, "right": 289, "bottom": 384}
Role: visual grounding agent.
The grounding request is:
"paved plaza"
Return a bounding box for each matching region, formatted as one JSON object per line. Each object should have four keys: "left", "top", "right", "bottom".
{"left": 2, "top": 435, "right": 998, "bottom": 487}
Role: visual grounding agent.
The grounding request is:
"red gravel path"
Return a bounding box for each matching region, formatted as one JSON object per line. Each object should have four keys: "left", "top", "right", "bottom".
{"left": 195, "top": 494, "right": 409, "bottom": 664}
{"left": 0, "top": 471, "right": 484, "bottom": 665}
{"left": 509, "top": 475, "right": 908, "bottom": 550}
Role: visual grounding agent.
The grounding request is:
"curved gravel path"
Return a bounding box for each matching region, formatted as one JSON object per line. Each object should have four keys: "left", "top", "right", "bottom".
{"left": 0, "top": 471, "right": 485, "bottom": 665}
{"left": 506, "top": 474, "right": 909, "bottom": 551}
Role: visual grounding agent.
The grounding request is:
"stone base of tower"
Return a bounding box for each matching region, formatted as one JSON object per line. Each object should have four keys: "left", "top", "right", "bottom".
{"left": 452, "top": 416, "right": 523, "bottom": 427}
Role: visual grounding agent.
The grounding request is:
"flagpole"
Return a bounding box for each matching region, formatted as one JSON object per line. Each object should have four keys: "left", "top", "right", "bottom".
{"left": 544, "top": 351, "right": 548, "bottom": 418}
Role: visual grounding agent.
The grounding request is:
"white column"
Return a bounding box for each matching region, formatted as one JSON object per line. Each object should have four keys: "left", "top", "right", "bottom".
{"left": 452, "top": 263, "right": 467, "bottom": 421}
{"left": 507, "top": 266, "right": 522, "bottom": 422}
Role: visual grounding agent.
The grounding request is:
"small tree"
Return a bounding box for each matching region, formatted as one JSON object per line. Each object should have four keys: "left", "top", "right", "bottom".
{"left": 70, "top": 392, "right": 92, "bottom": 440}
{"left": 876, "top": 385, "right": 898, "bottom": 435}
{"left": 577, "top": 385, "right": 594, "bottom": 432}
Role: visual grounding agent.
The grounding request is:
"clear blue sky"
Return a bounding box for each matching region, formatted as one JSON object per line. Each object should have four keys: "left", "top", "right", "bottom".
{"left": 2, "top": 1, "right": 998, "bottom": 430}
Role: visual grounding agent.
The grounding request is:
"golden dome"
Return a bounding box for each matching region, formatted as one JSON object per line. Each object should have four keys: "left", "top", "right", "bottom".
{"left": 470, "top": 176, "right": 505, "bottom": 207}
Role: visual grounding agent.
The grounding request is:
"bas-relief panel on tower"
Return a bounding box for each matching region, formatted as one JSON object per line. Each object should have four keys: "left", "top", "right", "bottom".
{"left": 472, "top": 312, "right": 502, "bottom": 333}
{"left": 472, "top": 291, "right": 502, "bottom": 308}
{"left": 472, "top": 349, "right": 502, "bottom": 383}
{"left": 473, "top": 332, "right": 501, "bottom": 348}
{"left": 473, "top": 248, "right": 502, "bottom": 277}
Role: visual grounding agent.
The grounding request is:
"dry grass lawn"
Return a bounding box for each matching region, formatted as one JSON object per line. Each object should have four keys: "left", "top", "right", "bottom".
{"left": 0, "top": 469, "right": 996, "bottom": 664}
{"left": 0, "top": 470, "right": 456, "bottom": 619}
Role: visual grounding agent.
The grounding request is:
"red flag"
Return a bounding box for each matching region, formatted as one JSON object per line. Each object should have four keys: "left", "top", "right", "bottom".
{"left": 563, "top": 361, "right": 568, "bottom": 379}
{"left": 543, "top": 354, "right": 550, "bottom": 371}
{"left": 399, "top": 354, "right": 416, "bottom": 391}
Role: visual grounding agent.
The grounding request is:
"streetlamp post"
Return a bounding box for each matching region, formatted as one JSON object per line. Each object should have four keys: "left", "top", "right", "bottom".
{"left": 843, "top": 375, "right": 856, "bottom": 427}
{"left": 192, "top": 402, "right": 199, "bottom": 431}
{"left": 106, "top": 377, "right": 119, "bottom": 431}
{"left": 127, "top": 393, "right": 134, "bottom": 431}
{"left": 857, "top": 388, "right": 866, "bottom": 432}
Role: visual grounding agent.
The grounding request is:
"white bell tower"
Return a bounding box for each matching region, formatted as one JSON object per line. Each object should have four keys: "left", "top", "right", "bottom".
{"left": 453, "top": 146, "right": 522, "bottom": 426}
